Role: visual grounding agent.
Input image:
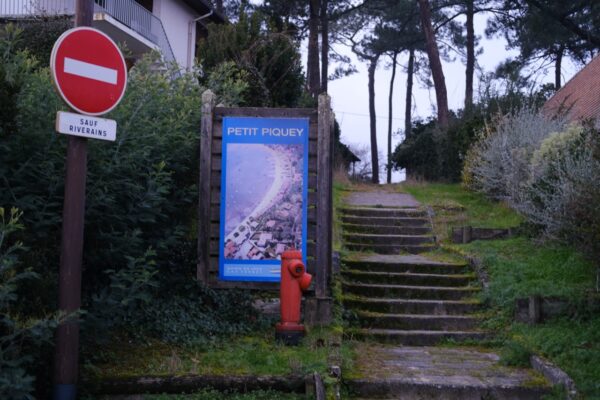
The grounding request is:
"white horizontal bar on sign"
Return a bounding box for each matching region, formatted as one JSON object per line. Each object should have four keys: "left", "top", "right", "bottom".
{"left": 55, "top": 111, "right": 117, "bottom": 142}
{"left": 64, "top": 57, "right": 118, "bottom": 85}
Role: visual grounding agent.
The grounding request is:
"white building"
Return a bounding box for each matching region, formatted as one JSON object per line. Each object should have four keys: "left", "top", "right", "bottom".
{"left": 0, "top": 0, "right": 225, "bottom": 69}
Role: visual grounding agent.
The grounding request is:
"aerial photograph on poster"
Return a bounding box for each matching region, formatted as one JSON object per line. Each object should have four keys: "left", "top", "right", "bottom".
{"left": 222, "top": 143, "right": 304, "bottom": 261}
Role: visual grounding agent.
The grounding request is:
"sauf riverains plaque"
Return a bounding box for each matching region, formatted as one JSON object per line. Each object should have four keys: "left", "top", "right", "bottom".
{"left": 219, "top": 117, "right": 309, "bottom": 282}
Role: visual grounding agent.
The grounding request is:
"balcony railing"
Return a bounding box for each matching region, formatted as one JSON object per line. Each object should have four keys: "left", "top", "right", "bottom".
{"left": 0, "top": 0, "right": 175, "bottom": 64}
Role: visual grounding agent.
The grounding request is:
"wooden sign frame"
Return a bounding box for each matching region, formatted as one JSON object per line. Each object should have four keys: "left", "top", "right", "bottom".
{"left": 197, "top": 91, "right": 333, "bottom": 302}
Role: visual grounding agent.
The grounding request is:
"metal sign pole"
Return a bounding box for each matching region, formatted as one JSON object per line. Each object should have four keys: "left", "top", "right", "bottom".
{"left": 53, "top": 1, "right": 93, "bottom": 399}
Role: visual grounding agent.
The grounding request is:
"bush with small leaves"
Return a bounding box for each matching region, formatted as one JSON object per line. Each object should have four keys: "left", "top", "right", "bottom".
{"left": 466, "top": 107, "right": 567, "bottom": 204}
{"left": 518, "top": 124, "right": 600, "bottom": 260}
{"left": 0, "top": 208, "right": 59, "bottom": 400}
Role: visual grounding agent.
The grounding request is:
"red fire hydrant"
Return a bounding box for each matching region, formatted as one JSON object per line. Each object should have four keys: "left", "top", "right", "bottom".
{"left": 276, "top": 250, "right": 312, "bottom": 345}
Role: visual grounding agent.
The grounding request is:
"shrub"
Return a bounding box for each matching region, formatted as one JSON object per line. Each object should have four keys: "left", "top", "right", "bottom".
{"left": 465, "top": 107, "right": 567, "bottom": 204}
{"left": 392, "top": 112, "right": 483, "bottom": 182}
{"left": 518, "top": 124, "right": 600, "bottom": 260}
{"left": 198, "top": 9, "right": 305, "bottom": 107}
{"left": 0, "top": 24, "right": 38, "bottom": 138}
{"left": 12, "top": 18, "right": 73, "bottom": 65}
{"left": 85, "top": 250, "right": 266, "bottom": 346}
{"left": 464, "top": 105, "right": 600, "bottom": 285}
{"left": 206, "top": 61, "right": 251, "bottom": 106}
{"left": 0, "top": 25, "right": 264, "bottom": 351}
{"left": 134, "top": 284, "right": 266, "bottom": 345}
{"left": 392, "top": 119, "right": 440, "bottom": 180}
{"left": 0, "top": 208, "right": 58, "bottom": 399}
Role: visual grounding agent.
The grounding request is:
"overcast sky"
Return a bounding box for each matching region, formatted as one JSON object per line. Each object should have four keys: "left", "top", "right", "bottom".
{"left": 317, "top": 12, "right": 580, "bottom": 182}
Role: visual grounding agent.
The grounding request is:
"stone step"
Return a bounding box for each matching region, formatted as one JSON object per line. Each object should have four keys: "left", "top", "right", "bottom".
{"left": 341, "top": 223, "right": 432, "bottom": 235}
{"left": 343, "top": 233, "right": 435, "bottom": 246}
{"left": 345, "top": 243, "right": 436, "bottom": 254}
{"left": 343, "top": 258, "right": 468, "bottom": 275}
{"left": 342, "top": 282, "right": 479, "bottom": 300}
{"left": 340, "top": 207, "right": 427, "bottom": 218}
{"left": 347, "top": 380, "right": 550, "bottom": 400}
{"left": 344, "top": 298, "right": 482, "bottom": 315}
{"left": 346, "top": 345, "right": 552, "bottom": 400}
{"left": 342, "top": 270, "right": 476, "bottom": 287}
{"left": 356, "top": 312, "right": 481, "bottom": 331}
{"left": 348, "top": 328, "right": 488, "bottom": 346}
{"left": 341, "top": 215, "right": 429, "bottom": 227}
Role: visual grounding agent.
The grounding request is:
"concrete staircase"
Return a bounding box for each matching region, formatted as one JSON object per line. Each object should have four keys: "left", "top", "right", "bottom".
{"left": 341, "top": 207, "right": 436, "bottom": 254}
{"left": 341, "top": 206, "right": 485, "bottom": 346}
{"left": 340, "top": 199, "right": 551, "bottom": 399}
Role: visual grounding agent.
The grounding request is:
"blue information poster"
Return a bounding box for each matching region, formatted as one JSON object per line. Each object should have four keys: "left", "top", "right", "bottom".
{"left": 219, "top": 117, "right": 309, "bottom": 282}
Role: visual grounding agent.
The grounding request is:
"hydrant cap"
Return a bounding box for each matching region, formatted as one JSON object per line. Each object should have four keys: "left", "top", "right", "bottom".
{"left": 281, "top": 249, "right": 302, "bottom": 260}
{"left": 299, "top": 272, "right": 312, "bottom": 290}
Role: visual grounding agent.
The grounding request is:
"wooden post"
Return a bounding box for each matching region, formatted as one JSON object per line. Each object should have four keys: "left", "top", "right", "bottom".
{"left": 197, "top": 90, "right": 216, "bottom": 283}
{"left": 462, "top": 226, "right": 472, "bottom": 244}
{"left": 53, "top": 2, "right": 93, "bottom": 399}
{"left": 307, "top": 93, "right": 333, "bottom": 326}
{"left": 528, "top": 295, "right": 541, "bottom": 325}
{"left": 328, "top": 110, "right": 335, "bottom": 280}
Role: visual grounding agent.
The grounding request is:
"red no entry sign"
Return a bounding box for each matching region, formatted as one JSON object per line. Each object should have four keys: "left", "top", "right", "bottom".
{"left": 50, "top": 27, "right": 127, "bottom": 116}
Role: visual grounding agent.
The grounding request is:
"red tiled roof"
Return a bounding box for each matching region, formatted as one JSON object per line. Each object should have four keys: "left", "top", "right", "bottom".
{"left": 543, "top": 55, "right": 600, "bottom": 126}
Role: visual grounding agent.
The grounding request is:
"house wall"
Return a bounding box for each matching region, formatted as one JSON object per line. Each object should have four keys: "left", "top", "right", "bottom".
{"left": 153, "top": 0, "right": 196, "bottom": 68}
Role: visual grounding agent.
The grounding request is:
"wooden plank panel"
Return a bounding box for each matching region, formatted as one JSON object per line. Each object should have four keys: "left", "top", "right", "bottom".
{"left": 203, "top": 109, "right": 321, "bottom": 290}
{"left": 315, "top": 94, "right": 333, "bottom": 298}
{"left": 307, "top": 207, "right": 316, "bottom": 222}
{"left": 209, "top": 257, "right": 219, "bottom": 271}
{"left": 197, "top": 91, "right": 216, "bottom": 283}
{"left": 214, "top": 107, "right": 316, "bottom": 118}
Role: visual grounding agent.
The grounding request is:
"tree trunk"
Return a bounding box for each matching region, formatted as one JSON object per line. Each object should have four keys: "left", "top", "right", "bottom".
{"left": 368, "top": 56, "right": 380, "bottom": 184}
{"left": 404, "top": 48, "right": 415, "bottom": 181}
{"left": 320, "top": 0, "right": 329, "bottom": 93}
{"left": 387, "top": 52, "right": 398, "bottom": 184}
{"left": 308, "top": 0, "right": 321, "bottom": 98}
{"left": 418, "top": 0, "right": 449, "bottom": 128}
{"left": 405, "top": 48, "right": 415, "bottom": 139}
{"left": 465, "top": 0, "right": 475, "bottom": 111}
{"left": 555, "top": 45, "right": 564, "bottom": 89}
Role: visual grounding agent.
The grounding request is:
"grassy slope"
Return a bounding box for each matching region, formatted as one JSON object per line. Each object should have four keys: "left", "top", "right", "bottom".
{"left": 84, "top": 186, "right": 354, "bottom": 389}
{"left": 403, "top": 183, "right": 521, "bottom": 241}
{"left": 401, "top": 182, "right": 600, "bottom": 399}
{"left": 85, "top": 329, "right": 349, "bottom": 380}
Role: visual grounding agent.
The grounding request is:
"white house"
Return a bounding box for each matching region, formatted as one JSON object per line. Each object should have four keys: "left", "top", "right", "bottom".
{"left": 0, "top": 0, "right": 225, "bottom": 69}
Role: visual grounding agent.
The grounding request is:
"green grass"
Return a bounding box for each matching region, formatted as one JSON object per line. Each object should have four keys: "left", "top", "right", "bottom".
{"left": 332, "top": 181, "right": 348, "bottom": 252}
{"left": 400, "top": 182, "right": 599, "bottom": 398}
{"left": 402, "top": 183, "right": 522, "bottom": 241}
{"left": 512, "top": 317, "right": 600, "bottom": 399}
{"left": 84, "top": 328, "right": 350, "bottom": 381}
{"left": 453, "top": 238, "right": 596, "bottom": 309}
